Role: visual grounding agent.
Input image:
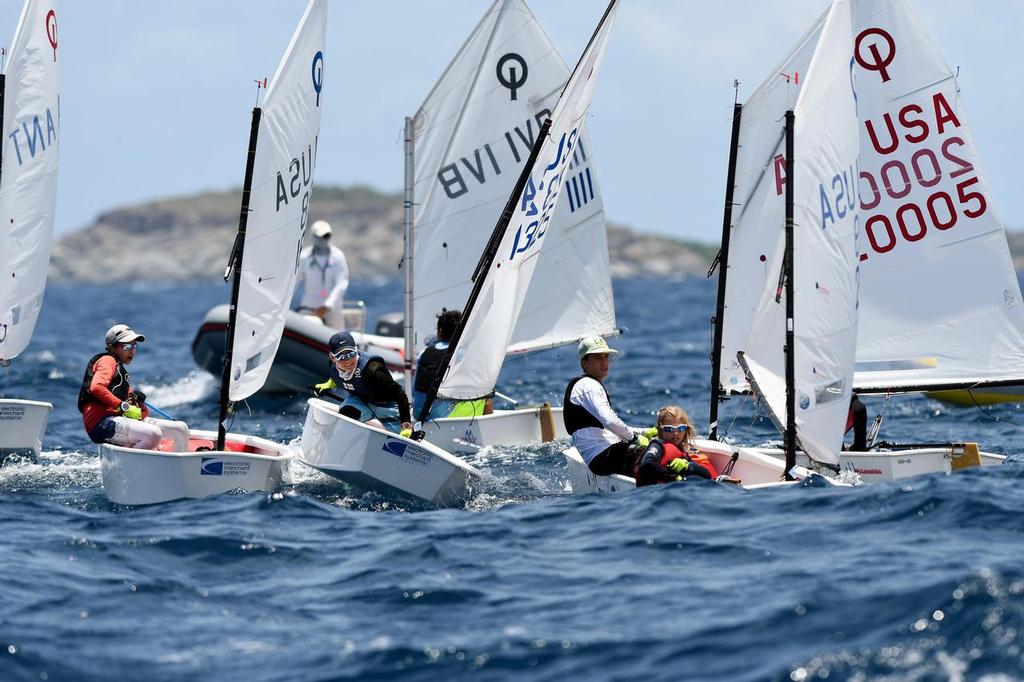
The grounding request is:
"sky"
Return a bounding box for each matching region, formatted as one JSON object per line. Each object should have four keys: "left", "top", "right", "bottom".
{"left": 5, "top": 0, "right": 1023, "bottom": 242}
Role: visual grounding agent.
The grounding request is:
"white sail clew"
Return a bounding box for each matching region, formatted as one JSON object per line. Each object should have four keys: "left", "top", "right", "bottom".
{"left": 411, "top": 0, "right": 615, "bottom": 358}
{"left": 436, "top": 0, "right": 618, "bottom": 401}
{"left": 722, "top": 0, "right": 1024, "bottom": 396}
{"left": 851, "top": 0, "right": 1024, "bottom": 390}
{"left": 741, "top": 0, "right": 860, "bottom": 467}
{"left": 717, "top": 10, "right": 825, "bottom": 394}
{"left": 229, "top": 0, "right": 325, "bottom": 401}
{"left": 0, "top": 0, "right": 59, "bottom": 362}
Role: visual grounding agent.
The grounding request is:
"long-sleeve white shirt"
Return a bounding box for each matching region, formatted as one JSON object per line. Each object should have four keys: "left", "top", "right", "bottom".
{"left": 295, "top": 244, "right": 349, "bottom": 315}
{"left": 568, "top": 375, "right": 635, "bottom": 464}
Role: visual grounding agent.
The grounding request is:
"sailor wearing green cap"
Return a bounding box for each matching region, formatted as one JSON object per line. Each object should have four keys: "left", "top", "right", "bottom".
{"left": 563, "top": 335, "right": 653, "bottom": 476}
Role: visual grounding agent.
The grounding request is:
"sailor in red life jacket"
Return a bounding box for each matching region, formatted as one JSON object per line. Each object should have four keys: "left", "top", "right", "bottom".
{"left": 635, "top": 405, "right": 717, "bottom": 486}
{"left": 78, "top": 324, "right": 189, "bottom": 450}
{"left": 564, "top": 336, "right": 652, "bottom": 476}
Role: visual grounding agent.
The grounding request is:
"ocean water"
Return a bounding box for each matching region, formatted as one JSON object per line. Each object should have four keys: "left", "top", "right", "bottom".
{"left": 2, "top": 277, "right": 1024, "bottom": 681}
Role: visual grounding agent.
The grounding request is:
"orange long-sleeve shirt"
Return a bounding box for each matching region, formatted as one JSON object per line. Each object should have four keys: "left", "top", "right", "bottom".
{"left": 81, "top": 355, "right": 148, "bottom": 433}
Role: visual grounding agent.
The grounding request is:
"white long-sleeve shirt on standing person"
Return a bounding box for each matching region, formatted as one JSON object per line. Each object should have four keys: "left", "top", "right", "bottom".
{"left": 295, "top": 244, "right": 349, "bottom": 330}
{"left": 568, "top": 375, "right": 635, "bottom": 464}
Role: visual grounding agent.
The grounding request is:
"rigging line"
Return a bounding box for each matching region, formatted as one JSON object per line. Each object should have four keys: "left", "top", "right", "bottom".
{"left": 966, "top": 388, "right": 1024, "bottom": 428}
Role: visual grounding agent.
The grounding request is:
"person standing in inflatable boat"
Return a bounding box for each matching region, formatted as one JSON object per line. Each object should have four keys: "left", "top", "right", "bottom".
{"left": 79, "top": 324, "right": 189, "bottom": 450}
{"left": 635, "top": 405, "right": 717, "bottom": 486}
{"left": 313, "top": 331, "right": 414, "bottom": 437}
{"left": 294, "top": 220, "right": 350, "bottom": 330}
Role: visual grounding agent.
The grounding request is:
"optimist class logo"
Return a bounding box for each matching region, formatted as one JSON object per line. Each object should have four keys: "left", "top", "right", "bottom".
{"left": 311, "top": 51, "right": 323, "bottom": 106}
{"left": 45, "top": 9, "right": 57, "bottom": 61}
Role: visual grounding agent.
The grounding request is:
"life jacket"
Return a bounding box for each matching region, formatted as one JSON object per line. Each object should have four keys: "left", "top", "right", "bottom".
{"left": 77, "top": 352, "right": 131, "bottom": 413}
{"left": 332, "top": 351, "right": 389, "bottom": 404}
{"left": 414, "top": 342, "right": 447, "bottom": 394}
{"left": 563, "top": 374, "right": 608, "bottom": 435}
{"left": 659, "top": 440, "right": 718, "bottom": 478}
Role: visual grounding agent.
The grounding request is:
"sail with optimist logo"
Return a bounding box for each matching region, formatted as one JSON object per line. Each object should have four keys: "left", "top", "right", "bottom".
{"left": 407, "top": 0, "right": 616, "bottom": 361}
{"left": 224, "top": 0, "right": 326, "bottom": 403}
{"left": 0, "top": 0, "right": 59, "bottom": 364}
{"left": 713, "top": 0, "right": 1024, "bottom": 407}
{"left": 738, "top": 0, "right": 860, "bottom": 468}
{"left": 418, "top": 0, "right": 619, "bottom": 415}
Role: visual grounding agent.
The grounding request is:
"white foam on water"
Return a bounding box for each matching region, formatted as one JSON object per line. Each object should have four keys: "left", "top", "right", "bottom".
{"left": 140, "top": 370, "right": 215, "bottom": 408}
{"left": 0, "top": 448, "right": 101, "bottom": 491}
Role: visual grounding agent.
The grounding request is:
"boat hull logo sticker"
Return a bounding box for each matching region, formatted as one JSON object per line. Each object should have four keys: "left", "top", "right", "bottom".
{"left": 45, "top": 9, "right": 57, "bottom": 61}
{"left": 496, "top": 53, "right": 528, "bottom": 101}
{"left": 383, "top": 438, "right": 407, "bottom": 457}
{"left": 311, "top": 51, "right": 323, "bottom": 106}
{"left": 201, "top": 458, "right": 224, "bottom": 476}
{"left": 855, "top": 28, "right": 895, "bottom": 83}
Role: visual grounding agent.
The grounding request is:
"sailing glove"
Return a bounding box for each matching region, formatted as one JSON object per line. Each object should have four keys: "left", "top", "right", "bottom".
{"left": 642, "top": 427, "right": 659, "bottom": 439}
{"left": 122, "top": 405, "right": 143, "bottom": 421}
{"left": 632, "top": 432, "right": 650, "bottom": 449}
{"left": 399, "top": 428, "right": 413, "bottom": 439}
{"left": 667, "top": 458, "right": 689, "bottom": 475}
{"left": 313, "top": 379, "right": 336, "bottom": 397}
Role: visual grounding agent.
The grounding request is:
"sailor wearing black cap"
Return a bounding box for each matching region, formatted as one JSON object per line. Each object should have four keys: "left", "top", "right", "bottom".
{"left": 313, "top": 331, "right": 413, "bottom": 437}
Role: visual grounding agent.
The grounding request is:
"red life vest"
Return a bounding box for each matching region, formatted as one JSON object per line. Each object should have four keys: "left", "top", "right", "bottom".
{"left": 659, "top": 441, "right": 719, "bottom": 478}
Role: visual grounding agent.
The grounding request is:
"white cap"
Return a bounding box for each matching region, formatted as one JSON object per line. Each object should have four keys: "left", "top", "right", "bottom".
{"left": 105, "top": 324, "right": 146, "bottom": 346}
{"left": 311, "top": 220, "right": 332, "bottom": 238}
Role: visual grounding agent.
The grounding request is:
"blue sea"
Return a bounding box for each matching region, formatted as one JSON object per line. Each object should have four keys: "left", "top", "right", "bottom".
{"left": 2, "top": 277, "right": 1024, "bottom": 681}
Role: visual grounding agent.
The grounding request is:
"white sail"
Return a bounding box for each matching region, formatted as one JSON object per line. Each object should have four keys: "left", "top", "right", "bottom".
{"left": 0, "top": 0, "right": 59, "bottom": 362}
{"left": 410, "top": 0, "right": 614, "bottom": 358}
{"left": 717, "top": 10, "right": 826, "bottom": 394}
{"left": 437, "top": 0, "right": 618, "bottom": 401}
{"left": 851, "top": 0, "right": 1024, "bottom": 390}
{"left": 229, "top": 0, "right": 325, "bottom": 401}
{"left": 741, "top": 0, "right": 860, "bottom": 467}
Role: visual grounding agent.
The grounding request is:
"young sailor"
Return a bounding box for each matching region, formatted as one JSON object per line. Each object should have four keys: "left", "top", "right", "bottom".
{"left": 314, "top": 331, "right": 413, "bottom": 437}
{"left": 635, "top": 405, "right": 716, "bottom": 486}
{"left": 412, "top": 308, "right": 489, "bottom": 422}
{"left": 294, "top": 220, "right": 350, "bottom": 330}
{"left": 564, "top": 336, "right": 652, "bottom": 476}
{"left": 79, "top": 324, "right": 188, "bottom": 450}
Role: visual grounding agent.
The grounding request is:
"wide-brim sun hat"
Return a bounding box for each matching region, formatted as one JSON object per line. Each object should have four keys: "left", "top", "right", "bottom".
{"left": 578, "top": 335, "right": 618, "bottom": 359}
{"left": 105, "top": 324, "right": 146, "bottom": 346}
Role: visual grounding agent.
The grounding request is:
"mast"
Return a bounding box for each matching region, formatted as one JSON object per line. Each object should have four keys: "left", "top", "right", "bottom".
{"left": 416, "top": 117, "right": 552, "bottom": 425}
{"left": 708, "top": 99, "right": 743, "bottom": 440}
{"left": 0, "top": 72, "right": 5, "bottom": 190}
{"left": 402, "top": 116, "right": 415, "bottom": 397}
{"left": 783, "top": 109, "right": 796, "bottom": 478}
{"left": 217, "top": 107, "right": 262, "bottom": 451}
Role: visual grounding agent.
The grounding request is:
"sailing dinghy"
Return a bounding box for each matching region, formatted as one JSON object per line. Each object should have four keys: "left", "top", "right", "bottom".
{"left": 708, "top": 0, "right": 1010, "bottom": 481}
{"left": 402, "top": 0, "right": 615, "bottom": 453}
{"left": 0, "top": 0, "right": 59, "bottom": 460}
{"left": 568, "top": 0, "right": 861, "bottom": 495}
{"left": 100, "top": 0, "right": 330, "bottom": 503}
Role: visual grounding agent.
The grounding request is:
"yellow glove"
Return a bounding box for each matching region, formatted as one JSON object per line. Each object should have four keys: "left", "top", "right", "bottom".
{"left": 642, "top": 427, "right": 659, "bottom": 439}
{"left": 313, "top": 379, "right": 336, "bottom": 397}
{"left": 633, "top": 432, "right": 650, "bottom": 448}
{"left": 123, "top": 405, "right": 143, "bottom": 421}
{"left": 667, "top": 458, "right": 689, "bottom": 474}
{"left": 400, "top": 427, "right": 413, "bottom": 439}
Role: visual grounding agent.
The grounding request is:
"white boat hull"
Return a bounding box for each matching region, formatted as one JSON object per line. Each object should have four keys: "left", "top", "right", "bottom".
{"left": 756, "top": 444, "right": 1005, "bottom": 483}
{"left": 99, "top": 428, "right": 293, "bottom": 505}
{"left": 422, "top": 406, "right": 567, "bottom": 453}
{"left": 564, "top": 438, "right": 830, "bottom": 494}
{"left": 191, "top": 304, "right": 404, "bottom": 394}
{"left": 0, "top": 399, "right": 52, "bottom": 459}
{"left": 299, "top": 398, "right": 483, "bottom": 506}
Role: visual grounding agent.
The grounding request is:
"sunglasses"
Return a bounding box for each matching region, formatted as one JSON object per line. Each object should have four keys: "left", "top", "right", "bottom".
{"left": 331, "top": 348, "right": 358, "bottom": 362}
{"left": 659, "top": 424, "right": 688, "bottom": 433}
{"left": 120, "top": 343, "right": 137, "bottom": 352}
